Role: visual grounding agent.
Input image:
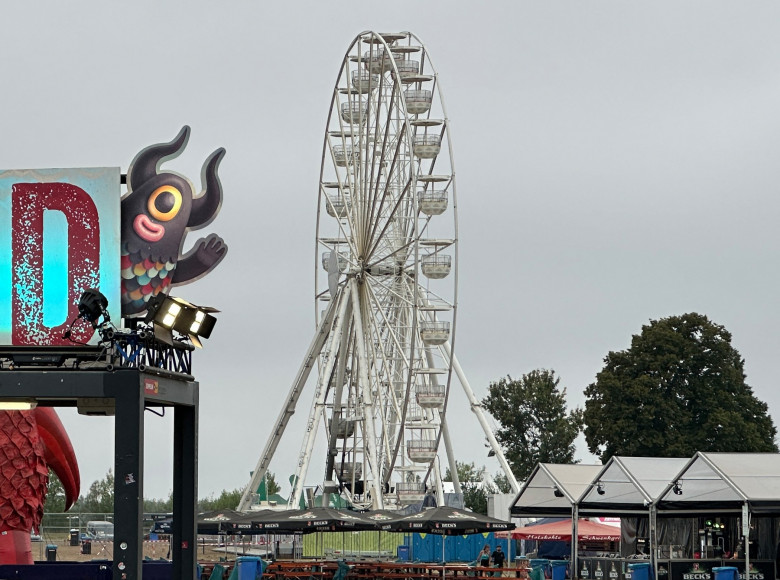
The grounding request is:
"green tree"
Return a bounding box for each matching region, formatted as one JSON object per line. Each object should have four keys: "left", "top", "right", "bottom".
{"left": 144, "top": 493, "right": 173, "bottom": 514}
{"left": 583, "top": 313, "right": 778, "bottom": 462}
{"left": 482, "top": 370, "right": 583, "bottom": 480}
{"left": 44, "top": 470, "right": 67, "bottom": 513}
{"left": 492, "top": 472, "right": 513, "bottom": 494}
{"left": 78, "top": 469, "right": 115, "bottom": 513}
{"left": 263, "top": 472, "right": 281, "bottom": 496}
{"left": 199, "top": 488, "right": 244, "bottom": 512}
{"left": 443, "top": 461, "right": 492, "bottom": 515}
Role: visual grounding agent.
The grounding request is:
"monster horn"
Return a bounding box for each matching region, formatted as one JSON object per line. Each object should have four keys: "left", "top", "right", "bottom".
{"left": 33, "top": 408, "right": 80, "bottom": 511}
{"left": 189, "top": 147, "right": 226, "bottom": 229}
{"left": 128, "top": 125, "right": 191, "bottom": 192}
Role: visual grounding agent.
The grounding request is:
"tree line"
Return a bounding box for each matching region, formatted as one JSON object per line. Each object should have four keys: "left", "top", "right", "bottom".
{"left": 45, "top": 470, "right": 281, "bottom": 514}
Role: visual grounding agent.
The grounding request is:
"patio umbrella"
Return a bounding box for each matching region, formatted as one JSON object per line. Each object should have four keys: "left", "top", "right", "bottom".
{"left": 222, "top": 510, "right": 275, "bottom": 535}
{"left": 383, "top": 506, "right": 514, "bottom": 535}
{"left": 495, "top": 519, "right": 620, "bottom": 541}
{"left": 197, "top": 509, "right": 245, "bottom": 535}
{"left": 251, "top": 507, "right": 378, "bottom": 534}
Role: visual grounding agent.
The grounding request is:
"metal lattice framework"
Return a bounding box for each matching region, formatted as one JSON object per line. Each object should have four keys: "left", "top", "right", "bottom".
{"left": 239, "top": 31, "right": 518, "bottom": 511}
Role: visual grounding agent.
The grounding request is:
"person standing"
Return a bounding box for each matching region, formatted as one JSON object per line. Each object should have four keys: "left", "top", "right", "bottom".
{"left": 479, "top": 545, "right": 491, "bottom": 568}
{"left": 492, "top": 545, "right": 505, "bottom": 576}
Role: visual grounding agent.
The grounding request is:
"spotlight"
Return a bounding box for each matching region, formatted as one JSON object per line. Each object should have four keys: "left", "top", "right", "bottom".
{"left": 0, "top": 400, "right": 37, "bottom": 411}
{"left": 672, "top": 481, "right": 683, "bottom": 495}
{"left": 553, "top": 486, "right": 564, "bottom": 498}
{"left": 487, "top": 449, "right": 496, "bottom": 458}
{"left": 78, "top": 289, "right": 110, "bottom": 328}
{"left": 145, "top": 293, "right": 218, "bottom": 347}
{"left": 597, "top": 482, "right": 605, "bottom": 496}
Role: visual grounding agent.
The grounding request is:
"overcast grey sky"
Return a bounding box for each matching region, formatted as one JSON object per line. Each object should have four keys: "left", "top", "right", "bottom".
{"left": 3, "top": 1, "right": 780, "bottom": 501}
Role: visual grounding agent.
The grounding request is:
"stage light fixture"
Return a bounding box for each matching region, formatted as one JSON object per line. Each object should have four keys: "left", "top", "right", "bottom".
{"left": 0, "top": 400, "right": 37, "bottom": 411}
{"left": 553, "top": 486, "right": 564, "bottom": 498}
{"left": 672, "top": 481, "right": 683, "bottom": 495}
{"left": 597, "top": 482, "right": 605, "bottom": 496}
{"left": 144, "top": 293, "right": 218, "bottom": 346}
{"left": 77, "top": 289, "right": 110, "bottom": 327}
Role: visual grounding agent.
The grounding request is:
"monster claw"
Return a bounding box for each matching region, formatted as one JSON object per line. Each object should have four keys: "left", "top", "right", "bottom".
{"left": 33, "top": 408, "right": 80, "bottom": 510}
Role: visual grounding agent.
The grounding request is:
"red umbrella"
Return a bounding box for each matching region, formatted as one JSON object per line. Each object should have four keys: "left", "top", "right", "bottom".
{"left": 494, "top": 519, "right": 620, "bottom": 541}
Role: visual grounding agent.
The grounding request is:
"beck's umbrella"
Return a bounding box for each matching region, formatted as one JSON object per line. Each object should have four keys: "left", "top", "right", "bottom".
{"left": 221, "top": 510, "right": 275, "bottom": 535}
{"left": 383, "top": 506, "right": 514, "bottom": 535}
{"left": 251, "top": 507, "right": 378, "bottom": 534}
{"left": 196, "top": 509, "right": 245, "bottom": 535}
{"left": 360, "top": 510, "right": 405, "bottom": 526}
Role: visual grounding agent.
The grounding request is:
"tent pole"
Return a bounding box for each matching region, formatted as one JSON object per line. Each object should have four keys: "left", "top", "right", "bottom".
{"left": 571, "top": 508, "right": 578, "bottom": 576}
{"left": 743, "top": 502, "right": 750, "bottom": 580}
{"left": 650, "top": 505, "right": 658, "bottom": 580}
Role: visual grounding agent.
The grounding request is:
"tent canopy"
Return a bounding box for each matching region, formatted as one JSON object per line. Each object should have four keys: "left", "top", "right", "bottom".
{"left": 496, "top": 519, "right": 620, "bottom": 541}
{"left": 657, "top": 452, "right": 780, "bottom": 514}
{"left": 511, "top": 464, "right": 603, "bottom": 517}
{"left": 579, "top": 456, "right": 689, "bottom": 515}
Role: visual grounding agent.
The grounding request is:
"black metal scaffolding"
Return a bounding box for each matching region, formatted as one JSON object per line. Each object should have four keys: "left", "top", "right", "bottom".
{"left": 0, "top": 354, "right": 198, "bottom": 580}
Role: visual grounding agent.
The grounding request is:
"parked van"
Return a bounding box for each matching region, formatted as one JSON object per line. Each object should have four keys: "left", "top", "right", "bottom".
{"left": 86, "top": 520, "right": 114, "bottom": 541}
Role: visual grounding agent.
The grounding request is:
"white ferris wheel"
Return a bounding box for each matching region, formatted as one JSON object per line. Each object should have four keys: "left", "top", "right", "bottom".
{"left": 239, "top": 31, "right": 518, "bottom": 511}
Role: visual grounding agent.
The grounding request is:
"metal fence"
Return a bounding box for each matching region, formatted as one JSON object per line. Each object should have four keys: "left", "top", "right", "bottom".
{"left": 39, "top": 512, "right": 160, "bottom": 541}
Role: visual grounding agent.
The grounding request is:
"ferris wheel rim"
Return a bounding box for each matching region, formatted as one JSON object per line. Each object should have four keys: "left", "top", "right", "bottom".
{"left": 313, "top": 30, "right": 459, "bottom": 506}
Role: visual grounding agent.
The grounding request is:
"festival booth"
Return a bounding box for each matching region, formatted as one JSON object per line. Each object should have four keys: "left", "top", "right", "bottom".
{"left": 510, "top": 464, "right": 604, "bottom": 565}
{"left": 655, "top": 452, "right": 780, "bottom": 580}
{"left": 578, "top": 457, "right": 689, "bottom": 580}
{"left": 512, "top": 455, "right": 780, "bottom": 580}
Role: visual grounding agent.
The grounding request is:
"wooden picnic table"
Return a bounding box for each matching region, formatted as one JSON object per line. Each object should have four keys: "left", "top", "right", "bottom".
{"left": 260, "top": 560, "right": 532, "bottom": 580}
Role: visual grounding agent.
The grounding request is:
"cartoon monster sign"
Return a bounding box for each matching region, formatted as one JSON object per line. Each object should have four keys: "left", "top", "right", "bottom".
{"left": 121, "top": 125, "right": 227, "bottom": 317}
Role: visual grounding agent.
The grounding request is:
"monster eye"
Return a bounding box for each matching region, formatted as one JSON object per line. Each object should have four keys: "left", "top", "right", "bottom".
{"left": 148, "top": 186, "right": 183, "bottom": 222}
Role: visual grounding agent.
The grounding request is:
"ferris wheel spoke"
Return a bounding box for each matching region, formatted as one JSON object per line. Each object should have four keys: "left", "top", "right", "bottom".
{"left": 364, "top": 281, "right": 413, "bottom": 367}
{"left": 364, "top": 96, "right": 404, "bottom": 249}
{"left": 364, "top": 275, "right": 417, "bottom": 313}
{"left": 366, "top": 230, "right": 417, "bottom": 272}
{"left": 365, "top": 185, "right": 414, "bottom": 262}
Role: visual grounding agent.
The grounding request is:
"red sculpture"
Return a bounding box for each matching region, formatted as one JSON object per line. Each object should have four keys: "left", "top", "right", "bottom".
{"left": 0, "top": 408, "right": 79, "bottom": 564}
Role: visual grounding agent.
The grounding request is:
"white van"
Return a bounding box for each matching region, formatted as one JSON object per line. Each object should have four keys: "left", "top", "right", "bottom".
{"left": 86, "top": 521, "right": 114, "bottom": 541}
